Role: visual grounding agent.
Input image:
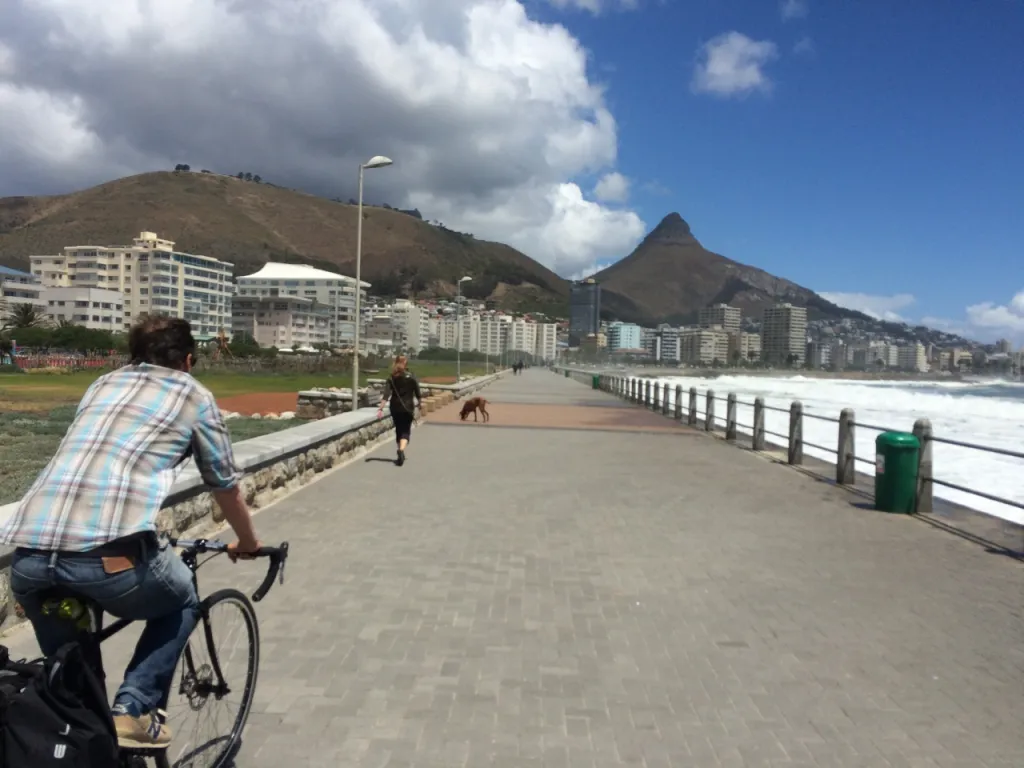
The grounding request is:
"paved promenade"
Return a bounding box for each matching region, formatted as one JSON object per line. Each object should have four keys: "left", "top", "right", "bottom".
{"left": 5, "top": 370, "right": 1023, "bottom": 766}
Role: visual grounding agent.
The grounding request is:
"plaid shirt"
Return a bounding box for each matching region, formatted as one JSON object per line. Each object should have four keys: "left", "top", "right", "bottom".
{"left": 0, "top": 364, "right": 243, "bottom": 552}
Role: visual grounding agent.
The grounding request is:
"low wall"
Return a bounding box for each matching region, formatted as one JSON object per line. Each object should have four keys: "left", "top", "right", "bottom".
{"left": 0, "top": 371, "right": 503, "bottom": 632}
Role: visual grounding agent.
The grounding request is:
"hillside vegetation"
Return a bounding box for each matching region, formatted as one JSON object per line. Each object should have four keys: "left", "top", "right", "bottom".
{"left": 0, "top": 171, "right": 569, "bottom": 315}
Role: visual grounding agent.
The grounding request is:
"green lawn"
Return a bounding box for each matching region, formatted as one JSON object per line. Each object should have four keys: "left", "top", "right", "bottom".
{"left": 0, "top": 359, "right": 488, "bottom": 410}
{"left": 0, "top": 358, "right": 490, "bottom": 505}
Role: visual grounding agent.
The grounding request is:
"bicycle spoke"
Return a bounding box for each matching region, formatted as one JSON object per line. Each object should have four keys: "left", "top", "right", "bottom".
{"left": 163, "top": 590, "right": 258, "bottom": 768}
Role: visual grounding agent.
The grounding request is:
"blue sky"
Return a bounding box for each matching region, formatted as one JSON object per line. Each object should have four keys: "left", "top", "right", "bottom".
{"left": 1, "top": 0, "right": 1020, "bottom": 341}
{"left": 532, "top": 0, "right": 1024, "bottom": 340}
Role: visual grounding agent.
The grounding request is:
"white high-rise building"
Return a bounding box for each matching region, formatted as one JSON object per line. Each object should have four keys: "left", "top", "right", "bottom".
{"left": 761, "top": 304, "right": 808, "bottom": 367}
{"left": 30, "top": 232, "right": 232, "bottom": 338}
{"left": 479, "top": 317, "right": 509, "bottom": 357}
{"left": 507, "top": 319, "right": 538, "bottom": 357}
{"left": 42, "top": 287, "right": 126, "bottom": 331}
{"left": 235, "top": 262, "right": 368, "bottom": 347}
{"left": 534, "top": 323, "right": 557, "bottom": 361}
{"left": 389, "top": 299, "right": 430, "bottom": 353}
{"left": 898, "top": 342, "right": 928, "bottom": 373}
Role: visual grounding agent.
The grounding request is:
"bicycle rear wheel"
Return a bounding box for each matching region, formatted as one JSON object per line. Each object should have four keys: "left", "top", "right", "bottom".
{"left": 163, "top": 588, "right": 260, "bottom": 768}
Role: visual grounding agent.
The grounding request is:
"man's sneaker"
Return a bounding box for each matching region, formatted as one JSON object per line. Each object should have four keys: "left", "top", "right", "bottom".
{"left": 113, "top": 708, "right": 171, "bottom": 749}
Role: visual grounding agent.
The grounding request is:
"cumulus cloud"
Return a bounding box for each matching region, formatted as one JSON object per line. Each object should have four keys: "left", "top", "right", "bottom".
{"left": 691, "top": 32, "right": 779, "bottom": 97}
{"left": 780, "top": 0, "right": 808, "bottom": 20}
{"left": 836, "top": 289, "right": 1024, "bottom": 343}
{"left": 818, "top": 292, "right": 917, "bottom": 322}
{"left": 593, "top": 171, "right": 630, "bottom": 202}
{"left": 546, "top": 0, "right": 640, "bottom": 12}
{"left": 964, "top": 291, "right": 1024, "bottom": 334}
{"left": 0, "top": 0, "right": 645, "bottom": 277}
{"left": 793, "top": 36, "right": 815, "bottom": 56}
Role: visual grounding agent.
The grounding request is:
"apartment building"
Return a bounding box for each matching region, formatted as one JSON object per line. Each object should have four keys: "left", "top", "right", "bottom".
{"left": 805, "top": 340, "right": 831, "bottom": 369}
{"left": 698, "top": 304, "right": 741, "bottom": 335}
{"left": 42, "top": 287, "right": 125, "bottom": 331}
{"left": 728, "top": 331, "right": 761, "bottom": 364}
{"left": 389, "top": 299, "right": 430, "bottom": 353}
{"left": 479, "top": 317, "right": 509, "bottom": 357}
{"left": 897, "top": 342, "right": 928, "bottom": 373}
{"left": 30, "top": 232, "right": 233, "bottom": 338}
{"left": 761, "top": 303, "right": 808, "bottom": 366}
{"left": 0, "top": 265, "right": 45, "bottom": 315}
{"left": 236, "top": 262, "right": 367, "bottom": 347}
{"left": 507, "top": 319, "right": 538, "bottom": 357}
{"left": 679, "top": 327, "right": 730, "bottom": 366}
{"left": 644, "top": 325, "right": 681, "bottom": 363}
{"left": 606, "top": 321, "right": 642, "bottom": 351}
{"left": 231, "top": 296, "right": 332, "bottom": 349}
{"left": 534, "top": 323, "right": 557, "bottom": 361}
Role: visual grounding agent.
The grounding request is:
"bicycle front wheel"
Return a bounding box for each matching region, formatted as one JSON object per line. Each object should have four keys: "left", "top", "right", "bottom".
{"left": 164, "top": 588, "right": 260, "bottom": 768}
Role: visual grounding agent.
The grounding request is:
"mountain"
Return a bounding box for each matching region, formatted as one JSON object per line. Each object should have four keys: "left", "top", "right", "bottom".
{"left": 0, "top": 171, "right": 569, "bottom": 315}
{"left": 593, "top": 213, "right": 871, "bottom": 325}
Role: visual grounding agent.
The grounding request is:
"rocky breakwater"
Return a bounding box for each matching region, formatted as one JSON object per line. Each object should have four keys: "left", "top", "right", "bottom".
{"left": 296, "top": 384, "right": 384, "bottom": 420}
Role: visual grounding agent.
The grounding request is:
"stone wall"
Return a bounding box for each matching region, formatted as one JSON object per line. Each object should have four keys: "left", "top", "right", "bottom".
{"left": 0, "top": 371, "right": 504, "bottom": 633}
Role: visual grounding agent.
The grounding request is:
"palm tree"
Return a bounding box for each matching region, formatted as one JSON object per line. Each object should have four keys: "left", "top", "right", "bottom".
{"left": 4, "top": 303, "right": 45, "bottom": 330}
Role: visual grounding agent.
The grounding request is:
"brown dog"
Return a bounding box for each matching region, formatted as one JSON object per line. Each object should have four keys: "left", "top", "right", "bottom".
{"left": 459, "top": 396, "right": 489, "bottom": 423}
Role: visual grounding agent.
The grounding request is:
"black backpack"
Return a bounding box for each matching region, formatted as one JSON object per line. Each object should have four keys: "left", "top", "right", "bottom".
{"left": 0, "top": 642, "right": 118, "bottom": 768}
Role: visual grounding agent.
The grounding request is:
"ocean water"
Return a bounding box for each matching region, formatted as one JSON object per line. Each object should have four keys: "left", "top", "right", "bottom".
{"left": 634, "top": 374, "right": 1024, "bottom": 525}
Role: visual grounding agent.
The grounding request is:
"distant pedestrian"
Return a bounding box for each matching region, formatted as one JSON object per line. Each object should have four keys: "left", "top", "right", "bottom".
{"left": 378, "top": 354, "right": 422, "bottom": 466}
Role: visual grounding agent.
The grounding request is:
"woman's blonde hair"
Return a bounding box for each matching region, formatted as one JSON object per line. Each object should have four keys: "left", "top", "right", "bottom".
{"left": 391, "top": 355, "right": 408, "bottom": 376}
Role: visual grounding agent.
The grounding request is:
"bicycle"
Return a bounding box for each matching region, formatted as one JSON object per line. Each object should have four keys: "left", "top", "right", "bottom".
{"left": 31, "top": 537, "right": 290, "bottom": 768}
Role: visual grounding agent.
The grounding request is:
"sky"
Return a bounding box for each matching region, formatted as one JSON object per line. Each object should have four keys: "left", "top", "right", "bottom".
{"left": 0, "top": 0, "right": 1022, "bottom": 341}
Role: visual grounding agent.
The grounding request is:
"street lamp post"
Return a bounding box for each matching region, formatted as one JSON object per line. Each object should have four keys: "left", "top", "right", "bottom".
{"left": 351, "top": 155, "right": 393, "bottom": 412}
{"left": 456, "top": 276, "right": 472, "bottom": 383}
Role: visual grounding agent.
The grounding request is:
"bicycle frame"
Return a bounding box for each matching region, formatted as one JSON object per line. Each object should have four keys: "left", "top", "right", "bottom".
{"left": 33, "top": 537, "right": 288, "bottom": 689}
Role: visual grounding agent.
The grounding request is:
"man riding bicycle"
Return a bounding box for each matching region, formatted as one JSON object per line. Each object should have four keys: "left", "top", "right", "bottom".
{"left": 0, "top": 316, "right": 262, "bottom": 749}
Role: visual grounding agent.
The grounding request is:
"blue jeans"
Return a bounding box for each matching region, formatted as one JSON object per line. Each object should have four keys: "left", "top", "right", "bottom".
{"left": 11, "top": 538, "right": 200, "bottom": 714}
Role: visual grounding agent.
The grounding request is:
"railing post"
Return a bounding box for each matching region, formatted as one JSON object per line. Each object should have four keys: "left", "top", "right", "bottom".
{"left": 705, "top": 389, "right": 715, "bottom": 431}
{"left": 913, "top": 418, "right": 933, "bottom": 514}
{"left": 836, "top": 408, "right": 856, "bottom": 485}
{"left": 674, "top": 385, "right": 683, "bottom": 420}
{"left": 726, "top": 393, "right": 737, "bottom": 441}
{"left": 788, "top": 401, "right": 803, "bottom": 465}
{"left": 688, "top": 387, "right": 698, "bottom": 426}
{"left": 662, "top": 385, "right": 670, "bottom": 416}
{"left": 645, "top": 380, "right": 652, "bottom": 407}
{"left": 752, "top": 397, "right": 765, "bottom": 450}
{"left": 653, "top": 382, "right": 661, "bottom": 411}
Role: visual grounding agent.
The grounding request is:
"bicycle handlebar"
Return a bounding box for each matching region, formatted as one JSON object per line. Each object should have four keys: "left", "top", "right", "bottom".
{"left": 169, "top": 537, "right": 290, "bottom": 603}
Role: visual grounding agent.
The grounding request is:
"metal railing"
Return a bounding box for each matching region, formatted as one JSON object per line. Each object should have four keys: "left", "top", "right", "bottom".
{"left": 557, "top": 368, "right": 1024, "bottom": 519}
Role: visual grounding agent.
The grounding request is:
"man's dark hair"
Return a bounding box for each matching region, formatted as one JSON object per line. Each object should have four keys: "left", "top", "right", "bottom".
{"left": 128, "top": 315, "right": 197, "bottom": 369}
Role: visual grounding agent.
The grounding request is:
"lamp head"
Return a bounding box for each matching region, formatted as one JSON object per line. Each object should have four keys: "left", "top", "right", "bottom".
{"left": 363, "top": 155, "right": 393, "bottom": 169}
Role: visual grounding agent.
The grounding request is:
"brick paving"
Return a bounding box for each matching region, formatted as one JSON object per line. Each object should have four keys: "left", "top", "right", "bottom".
{"left": 4, "top": 369, "right": 1023, "bottom": 767}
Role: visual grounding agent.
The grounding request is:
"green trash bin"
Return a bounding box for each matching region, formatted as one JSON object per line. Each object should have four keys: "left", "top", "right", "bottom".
{"left": 874, "top": 432, "right": 920, "bottom": 513}
{"left": 592, "top": 374, "right": 600, "bottom": 390}
{"left": 564, "top": 370, "right": 570, "bottom": 378}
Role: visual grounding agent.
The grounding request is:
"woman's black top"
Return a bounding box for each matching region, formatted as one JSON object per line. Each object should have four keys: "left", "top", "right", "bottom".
{"left": 386, "top": 372, "right": 421, "bottom": 414}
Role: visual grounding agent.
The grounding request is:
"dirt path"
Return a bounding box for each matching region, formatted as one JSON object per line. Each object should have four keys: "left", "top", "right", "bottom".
{"left": 216, "top": 392, "right": 297, "bottom": 415}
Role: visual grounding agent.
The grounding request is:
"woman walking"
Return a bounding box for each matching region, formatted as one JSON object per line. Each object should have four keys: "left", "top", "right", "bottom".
{"left": 378, "top": 354, "right": 422, "bottom": 466}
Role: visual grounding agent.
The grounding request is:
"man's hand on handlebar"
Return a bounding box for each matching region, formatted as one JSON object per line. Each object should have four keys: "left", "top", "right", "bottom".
{"left": 228, "top": 538, "right": 262, "bottom": 562}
